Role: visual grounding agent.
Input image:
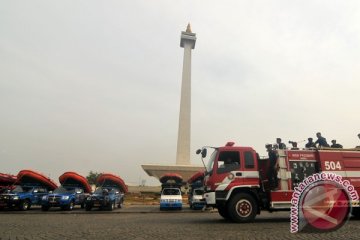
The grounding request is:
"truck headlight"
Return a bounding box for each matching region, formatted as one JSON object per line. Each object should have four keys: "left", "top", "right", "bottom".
{"left": 62, "top": 196, "right": 70, "bottom": 200}
{"left": 42, "top": 196, "right": 48, "bottom": 200}
{"left": 87, "top": 197, "right": 91, "bottom": 200}
{"left": 12, "top": 196, "right": 19, "bottom": 200}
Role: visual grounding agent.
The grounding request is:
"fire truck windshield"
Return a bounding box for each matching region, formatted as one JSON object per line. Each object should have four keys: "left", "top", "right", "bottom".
{"left": 206, "top": 149, "right": 218, "bottom": 173}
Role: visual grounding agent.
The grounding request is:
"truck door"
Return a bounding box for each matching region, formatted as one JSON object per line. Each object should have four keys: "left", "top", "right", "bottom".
{"left": 242, "top": 151, "right": 259, "bottom": 186}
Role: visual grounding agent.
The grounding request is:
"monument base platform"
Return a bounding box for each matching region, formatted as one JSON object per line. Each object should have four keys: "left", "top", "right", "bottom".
{"left": 141, "top": 164, "right": 203, "bottom": 182}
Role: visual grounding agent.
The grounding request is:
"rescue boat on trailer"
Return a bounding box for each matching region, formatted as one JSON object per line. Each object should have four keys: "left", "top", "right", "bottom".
{"left": 59, "top": 172, "right": 92, "bottom": 193}
{"left": 0, "top": 173, "right": 17, "bottom": 192}
{"left": 187, "top": 171, "right": 204, "bottom": 185}
{"left": 159, "top": 173, "right": 183, "bottom": 184}
{"left": 96, "top": 173, "right": 128, "bottom": 193}
{"left": 17, "top": 170, "right": 57, "bottom": 190}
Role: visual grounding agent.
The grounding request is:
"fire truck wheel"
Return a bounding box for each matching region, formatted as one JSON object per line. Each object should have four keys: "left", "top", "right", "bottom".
{"left": 228, "top": 193, "right": 257, "bottom": 223}
{"left": 217, "top": 205, "right": 230, "bottom": 219}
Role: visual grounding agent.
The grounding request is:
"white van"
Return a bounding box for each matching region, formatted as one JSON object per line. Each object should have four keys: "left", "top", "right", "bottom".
{"left": 160, "top": 188, "right": 182, "bottom": 210}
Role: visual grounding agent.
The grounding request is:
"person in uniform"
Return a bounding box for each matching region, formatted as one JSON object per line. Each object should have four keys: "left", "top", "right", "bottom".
{"left": 314, "top": 132, "right": 330, "bottom": 148}
{"left": 331, "top": 140, "right": 343, "bottom": 148}
{"left": 276, "top": 138, "right": 286, "bottom": 150}
{"left": 266, "top": 144, "right": 278, "bottom": 190}
{"left": 305, "top": 138, "right": 316, "bottom": 148}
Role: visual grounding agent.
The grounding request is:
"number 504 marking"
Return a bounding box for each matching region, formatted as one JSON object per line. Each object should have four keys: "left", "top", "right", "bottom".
{"left": 324, "top": 161, "right": 342, "bottom": 170}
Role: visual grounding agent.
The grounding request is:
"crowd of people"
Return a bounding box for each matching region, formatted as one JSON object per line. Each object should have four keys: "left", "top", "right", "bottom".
{"left": 265, "top": 133, "right": 360, "bottom": 190}
{"left": 270, "top": 132, "right": 360, "bottom": 151}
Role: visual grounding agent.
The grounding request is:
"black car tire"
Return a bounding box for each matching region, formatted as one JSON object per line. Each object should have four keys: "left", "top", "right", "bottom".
{"left": 67, "top": 201, "right": 75, "bottom": 211}
{"left": 108, "top": 201, "right": 115, "bottom": 211}
{"left": 20, "top": 199, "right": 30, "bottom": 211}
{"left": 85, "top": 204, "right": 92, "bottom": 211}
{"left": 118, "top": 199, "right": 123, "bottom": 209}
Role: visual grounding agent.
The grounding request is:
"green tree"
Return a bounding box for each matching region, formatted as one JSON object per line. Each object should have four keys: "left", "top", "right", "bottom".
{"left": 86, "top": 171, "right": 101, "bottom": 185}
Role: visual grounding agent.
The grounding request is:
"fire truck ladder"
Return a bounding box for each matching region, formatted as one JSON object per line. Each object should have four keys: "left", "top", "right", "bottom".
{"left": 277, "top": 149, "right": 290, "bottom": 191}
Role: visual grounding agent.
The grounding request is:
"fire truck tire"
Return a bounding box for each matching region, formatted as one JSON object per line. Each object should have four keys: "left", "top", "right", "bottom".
{"left": 228, "top": 193, "right": 257, "bottom": 223}
{"left": 217, "top": 205, "right": 230, "bottom": 219}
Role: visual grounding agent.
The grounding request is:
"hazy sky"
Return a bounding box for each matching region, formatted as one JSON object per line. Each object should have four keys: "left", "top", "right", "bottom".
{"left": 1, "top": 1, "right": 360, "bottom": 186}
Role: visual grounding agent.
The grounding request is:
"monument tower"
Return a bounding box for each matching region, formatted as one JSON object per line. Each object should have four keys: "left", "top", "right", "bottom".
{"left": 141, "top": 24, "right": 201, "bottom": 181}
{"left": 176, "top": 23, "right": 196, "bottom": 165}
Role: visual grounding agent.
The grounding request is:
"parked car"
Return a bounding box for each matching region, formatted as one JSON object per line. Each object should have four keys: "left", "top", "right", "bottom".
{"left": 0, "top": 170, "right": 57, "bottom": 211}
{"left": 41, "top": 186, "right": 88, "bottom": 211}
{"left": 188, "top": 188, "right": 205, "bottom": 209}
{"left": 160, "top": 188, "right": 183, "bottom": 210}
{"left": 0, "top": 185, "right": 49, "bottom": 210}
{"left": 85, "top": 187, "right": 124, "bottom": 211}
{"left": 85, "top": 173, "right": 127, "bottom": 211}
{"left": 187, "top": 171, "right": 205, "bottom": 210}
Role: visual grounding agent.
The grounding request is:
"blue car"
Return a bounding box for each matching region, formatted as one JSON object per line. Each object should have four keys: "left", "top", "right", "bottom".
{"left": 85, "top": 187, "right": 124, "bottom": 211}
{"left": 41, "top": 186, "right": 89, "bottom": 211}
{"left": 0, "top": 185, "right": 49, "bottom": 210}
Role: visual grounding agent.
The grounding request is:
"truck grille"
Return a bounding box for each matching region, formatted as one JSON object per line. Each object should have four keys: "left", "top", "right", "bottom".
{"left": 48, "top": 196, "right": 61, "bottom": 204}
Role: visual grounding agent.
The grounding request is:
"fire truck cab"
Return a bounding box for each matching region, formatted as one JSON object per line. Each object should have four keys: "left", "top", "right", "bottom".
{"left": 198, "top": 142, "right": 360, "bottom": 223}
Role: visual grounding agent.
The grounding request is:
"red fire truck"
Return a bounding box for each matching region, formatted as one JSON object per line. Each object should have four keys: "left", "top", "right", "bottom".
{"left": 197, "top": 142, "right": 360, "bottom": 223}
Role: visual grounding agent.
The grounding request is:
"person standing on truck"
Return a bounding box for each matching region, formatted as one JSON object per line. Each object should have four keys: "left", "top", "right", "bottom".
{"left": 266, "top": 144, "right": 278, "bottom": 190}
{"left": 331, "top": 140, "right": 343, "bottom": 148}
{"left": 314, "top": 132, "right": 330, "bottom": 148}
{"left": 276, "top": 138, "right": 286, "bottom": 150}
{"left": 305, "top": 138, "right": 316, "bottom": 149}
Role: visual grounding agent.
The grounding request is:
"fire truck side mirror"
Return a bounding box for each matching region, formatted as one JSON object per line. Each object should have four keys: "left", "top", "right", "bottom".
{"left": 201, "top": 149, "right": 207, "bottom": 158}
{"left": 196, "top": 148, "right": 207, "bottom": 158}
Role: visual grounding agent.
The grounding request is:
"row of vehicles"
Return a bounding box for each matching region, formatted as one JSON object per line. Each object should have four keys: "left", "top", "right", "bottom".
{"left": 0, "top": 170, "right": 127, "bottom": 211}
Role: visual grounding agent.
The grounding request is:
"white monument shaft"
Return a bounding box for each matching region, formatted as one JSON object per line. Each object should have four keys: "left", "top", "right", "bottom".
{"left": 176, "top": 24, "right": 196, "bottom": 165}
{"left": 141, "top": 24, "right": 202, "bottom": 182}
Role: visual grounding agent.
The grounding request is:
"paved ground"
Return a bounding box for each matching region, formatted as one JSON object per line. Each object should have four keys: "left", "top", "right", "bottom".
{"left": 0, "top": 205, "right": 360, "bottom": 240}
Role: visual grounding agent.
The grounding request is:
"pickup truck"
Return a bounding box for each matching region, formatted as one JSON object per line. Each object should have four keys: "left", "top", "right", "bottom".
{"left": 85, "top": 187, "right": 124, "bottom": 211}
{"left": 85, "top": 173, "right": 127, "bottom": 211}
{"left": 41, "top": 171, "right": 91, "bottom": 211}
{"left": 0, "top": 185, "right": 49, "bottom": 210}
{"left": 41, "top": 186, "right": 89, "bottom": 211}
